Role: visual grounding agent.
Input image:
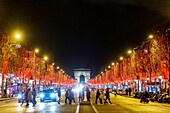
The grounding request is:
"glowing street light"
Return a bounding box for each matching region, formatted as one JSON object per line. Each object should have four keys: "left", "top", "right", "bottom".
{"left": 35, "top": 48, "right": 39, "bottom": 53}
{"left": 52, "top": 63, "right": 55, "bottom": 66}
{"left": 128, "top": 50, "right": 132, "bottom": 54}
{"left": 57, "top": 66, "right": 60, "bottom": 69}
{"left": 44, "top": 56, "right": 48, "bottom": 61}
{"left": 111, "top": 62, "right": 115, "bottom": 66}
{"left": 108, "top": 66, "right": 111, "bottom": 69}
{"left": 149, "top": 35, "right": 153, "bottom": 39}
{"left": 101, "top": 71, "right": 103, "bottom": 74}
{"left": 15, "top": 34, "right": 20, "bottom": 39}
{"left": 120, "top": 56, "right": 123, "bottom": 60}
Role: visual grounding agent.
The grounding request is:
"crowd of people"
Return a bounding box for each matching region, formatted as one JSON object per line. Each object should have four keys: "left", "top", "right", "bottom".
{"left": 20, "top": 88, "right": 37, "bottom": 107}
{"left": 95, "top": 88, "right": 112, "bottom": 104}
{"left": 19, "top": 86, "right": 113, "bottom": 107}
{"left": 64, "top": 87, "right": 91, "bottom": 104}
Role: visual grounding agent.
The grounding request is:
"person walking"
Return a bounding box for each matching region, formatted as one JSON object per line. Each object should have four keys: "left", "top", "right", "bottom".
{"left": 95, "top": 89, "right": 100, "bottom": 104}
{"left": 86, "top": 88, "right": 91, "bottom": 102}
{"left": 129, "top": 87, "right": 132, "bottom": 96}
{"left": 25, "top": 89, "right": 29, "bottom": 107}
{"left": 65, "top": 89, "right": 69, "bottom": 104}
{"left": 32, "top": 88, "right": 36, "bottom": 106}
{"left": 20, "top": 89, "right": 27, "bottom": 106}
{"left": 58, "top": 88, "right": 61, "bottom": 104}
{"left": 105, "top": 88, "right": 112, "bottom": 104}
{"left": 26, "top": 88, "right": 34, "bottom": 107}
{"left": 78, "top": 90, "right": 83, "bottom": 102}
{"left": 69, "top": 88, "right": 75, "bottom": 104}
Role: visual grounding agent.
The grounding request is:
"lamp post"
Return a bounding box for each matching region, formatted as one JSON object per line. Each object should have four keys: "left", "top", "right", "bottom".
{"left": 1, "top": 34, "right": 21, "bottom": 97}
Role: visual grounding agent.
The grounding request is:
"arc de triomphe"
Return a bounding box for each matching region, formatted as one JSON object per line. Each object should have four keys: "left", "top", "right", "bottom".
{"left": 74, "top": 68, "right": 91, "bottom": 83}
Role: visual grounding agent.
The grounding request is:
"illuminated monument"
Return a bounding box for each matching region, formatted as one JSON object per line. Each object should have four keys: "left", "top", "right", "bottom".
{"left": 74, "top": 68, "right": 91, "bottom": 83}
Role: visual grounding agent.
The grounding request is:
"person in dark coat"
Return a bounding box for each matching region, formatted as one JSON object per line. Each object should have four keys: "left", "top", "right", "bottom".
{"left": 65, "top": 89, "right": 70, "bottom": 104}
{"left": 129, "top": 87, "right": 132, "bottom": 96}
{"left": 95, "top": 89, "right": 100, "bottom": 104}
{"left": 69, "top": 88, "right": 75, "bottom": 104}
{"left": 32, "top": 88, "right": 36, "bottom": 106}
{"left": 86, "top": 88, "right": 91, "bottom": 102}
{"left": 78, "top": 90, "right": 83, "bottom": 102}
{"left": 20, "top": 89, "right": 27, "bottom": 106}
{"left": 105, "top": 88, "right": 112, "bottom": 104}
{"left": 58, "top": 88, "right": 61, "bottom": 104}
{"left": 25, "top": 89, "right": 29, "bottom": 106}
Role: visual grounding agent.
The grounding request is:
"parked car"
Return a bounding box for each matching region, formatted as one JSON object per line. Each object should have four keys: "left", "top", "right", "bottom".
{"left": 39, "top": 89, "right": 57, "bottom": 102}
{"left": 150, "top": 93, "right": 161, "bottom": 102}
{"left": 158, "top": 93, "right": 168, "bottom": 103}
{"left": 134, "top": 92, "right": 142, "bottom": 99}
{"left": 117, "top": 89, "right": 126, "bottom": 95}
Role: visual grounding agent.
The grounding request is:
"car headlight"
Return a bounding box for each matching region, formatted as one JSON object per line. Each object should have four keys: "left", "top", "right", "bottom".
{"left": 50, "top": 93, "right": 55, "bottom": 98}
{"left": 40, "top": 93, "right": 44, "bottom": 98}
{"left": 18, "top": 94, "right": 22, "bottom": 99}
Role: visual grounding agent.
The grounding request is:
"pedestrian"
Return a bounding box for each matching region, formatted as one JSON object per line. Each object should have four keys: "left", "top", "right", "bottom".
{"left": 78, "top": 90, "right": 83, "bottom": 102}
{"left": 20, "top": 89, "right": 27, "bottom": 106}
{"left": 4, "top": 89, "right": 7, "bottom": 97}
{"left": 26, "top": 88, "right": 34, "bottom": 107}
{"left": 69, "top": 88, "right": 75, "bottom": 104}
{"left": 99, "top": 89, "right": 104, "bottom": 104}
{"left": 65, "top": 89, "right": 70, "bottom": 104}
{"left": 95, "top": 89, "right": 100, "bottom": 104}
{"left": 105, "top": 88, "right": 112, "bottom": 104}
{"left": 125, "top": 88, "right": 128, "bottom": 95}
{"left": 58, "top": 88, "right": 61, "bottom": 104}
{"left": 86, "top": 88, "right": 91, "bottom": 102}
{"left": 32, "top": 88, "right": 36, "bottom": 106}
{"left": 129, "top": 87, "right": 132, "bottom": 96}
{"left": 25, "top": 89, "right": 29, "bottom": 106}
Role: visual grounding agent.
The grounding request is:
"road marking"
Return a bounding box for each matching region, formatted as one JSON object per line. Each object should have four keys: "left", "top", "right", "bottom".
{"left": 91, "top": 102, "right": 99, "bottom": 113}
{"left": 75, "top": 103, "right": 80, "bottom": 113}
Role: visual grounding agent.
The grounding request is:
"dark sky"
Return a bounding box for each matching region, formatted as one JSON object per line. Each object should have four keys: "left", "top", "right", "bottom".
{"left": 0, "top": 0, "right": 170, "bottom": 78}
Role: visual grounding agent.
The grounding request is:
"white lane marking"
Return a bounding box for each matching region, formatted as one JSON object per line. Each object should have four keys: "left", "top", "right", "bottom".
{"left": 91, "top": 102, "right": 99, "bottom": 113}
{"left": 75, "top": 103, "right": 80, "bottom": 113}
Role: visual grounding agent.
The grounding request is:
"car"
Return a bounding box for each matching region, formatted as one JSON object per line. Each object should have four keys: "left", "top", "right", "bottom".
{"left": 117, "top": 89, "right": 126, "bottom": 95}
{"left": 39, "top": 89, "right": 57, "bottom": 102}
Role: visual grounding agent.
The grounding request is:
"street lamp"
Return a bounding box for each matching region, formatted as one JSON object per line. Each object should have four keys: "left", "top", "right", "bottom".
{"left": 44, "top": 56, "right": 48, "bottom": 61}
{"left": 148, "top": 35, "right": 154, "bottom": 39}
{"left": 52, "top": 63, "right": 55, "bottom": 66}
{"left": 111, "top": 62, "right": 115, "bottom": 66}
{"left": 15, "top": 34, "right": 20, "bottom": 39}
{"left": 57, "top": 66, "right": 59, "bottom": 69}
{"left": 108, "top": 66, "right": 111, "bottom": 69}
{"left": 128, "top": 50, "right": 132, "bottom": 54}
{"left": 120, "top": 56, "right": 124, "bottom": 60}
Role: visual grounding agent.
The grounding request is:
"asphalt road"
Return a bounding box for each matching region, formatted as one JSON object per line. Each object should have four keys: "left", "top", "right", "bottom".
{"left": 91, "top": 92, "right": 170, "bottom": 113}
{"left": 0, "top": 91, "right": 170, "bottom": 113}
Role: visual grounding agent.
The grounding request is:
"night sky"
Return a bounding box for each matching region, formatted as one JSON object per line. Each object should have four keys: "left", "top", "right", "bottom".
{"left": 0, "top": 0, "right": 170, "bottom": 78}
